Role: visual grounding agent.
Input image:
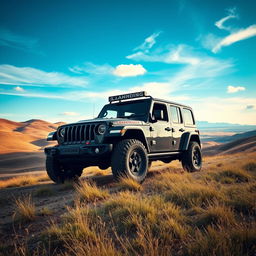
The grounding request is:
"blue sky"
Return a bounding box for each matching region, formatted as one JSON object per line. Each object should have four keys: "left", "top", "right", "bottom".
{"left": 0, "top": 0, "right": 255, "bottom": 124}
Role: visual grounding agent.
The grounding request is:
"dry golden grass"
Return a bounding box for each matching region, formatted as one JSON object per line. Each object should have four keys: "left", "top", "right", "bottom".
{"left": 193, "top": 202, "right": 236, "bottom": 227}
{"left": 6, "top": 152, "right": 256, "bottom": 255}
{"left": 117, "top": 176, "right": 142, "bottom": 191}
{"left": 0, "top": 174, "right": 49, "bottom": 189}
{"left": 15, "top": 194, "right": 36, "bottom": 221}
{"left": 75, "top": 181, "right": 110, "bottom": 202}
{"left": 82, "top": 166, "right": 111, "bottom": 177}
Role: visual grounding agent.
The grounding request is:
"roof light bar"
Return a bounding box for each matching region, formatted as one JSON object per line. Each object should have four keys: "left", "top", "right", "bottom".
{"left": 109, "top": 91, "right": 147, "bottom": 103}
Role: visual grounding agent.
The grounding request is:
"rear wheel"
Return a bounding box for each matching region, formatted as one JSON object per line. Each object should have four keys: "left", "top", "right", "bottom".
{"left": 111, "top": 139, "right": 148, "bottom": 183}
{"left": 181, "top": 141, "right": 202, "bottom": 172}
{"left": 46, "top": 156, "right": 83, "bottom": 183}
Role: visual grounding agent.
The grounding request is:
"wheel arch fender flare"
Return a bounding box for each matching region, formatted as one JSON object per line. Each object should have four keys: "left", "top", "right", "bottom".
{"left": 179, "top": 132, "right": 201, "bottom": 151}
{"left": 122, "top": 128, "right": 150, "bottom": 152}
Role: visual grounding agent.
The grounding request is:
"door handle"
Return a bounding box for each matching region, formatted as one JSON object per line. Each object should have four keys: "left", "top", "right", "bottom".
{"left": 165, "top": 127, "right": 172, "bottom": 131}
{"left": 150, "top": 127, "right": 154, "bottom": 131}
{"left": 179, "top": 128, "right": 185, "bottom": 132}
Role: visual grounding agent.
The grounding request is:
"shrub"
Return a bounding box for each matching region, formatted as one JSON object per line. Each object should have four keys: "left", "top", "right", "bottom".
{"left": 243, "top": 161, "right": 256, "bottom": 172}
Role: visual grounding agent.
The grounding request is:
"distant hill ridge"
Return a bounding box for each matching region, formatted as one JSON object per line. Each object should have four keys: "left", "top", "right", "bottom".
{"left": 0, "top": 118, "right": 255, "bottom": 155}
{"left": 0, "top": 118, "right": 65, "bottom": 154}
{"left": 203, "top": 135, "right": 256, "bottom": 156}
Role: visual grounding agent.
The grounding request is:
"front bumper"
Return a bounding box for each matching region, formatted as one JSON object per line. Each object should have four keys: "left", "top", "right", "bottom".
{"left": 44, "top": 144, "right": 113, "bottom": 158}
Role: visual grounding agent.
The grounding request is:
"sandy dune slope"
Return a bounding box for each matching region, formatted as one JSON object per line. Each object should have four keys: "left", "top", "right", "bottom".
{"left": 0, "top": 119, "right": 63, "bottom": 154}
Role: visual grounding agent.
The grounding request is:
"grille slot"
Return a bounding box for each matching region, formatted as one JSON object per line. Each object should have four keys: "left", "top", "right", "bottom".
{"left": 60, "top": 124, "right": 96, "bottom": 143}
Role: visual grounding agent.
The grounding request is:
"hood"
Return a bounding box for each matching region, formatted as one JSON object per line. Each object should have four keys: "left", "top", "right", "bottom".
{"left": 59, "top": 118, "right": 146, "bottom": 128}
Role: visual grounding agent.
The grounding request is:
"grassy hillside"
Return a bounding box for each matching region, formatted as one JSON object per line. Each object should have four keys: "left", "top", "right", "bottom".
{"left": 0, "top": 152, "right": 255, "bottom": 256}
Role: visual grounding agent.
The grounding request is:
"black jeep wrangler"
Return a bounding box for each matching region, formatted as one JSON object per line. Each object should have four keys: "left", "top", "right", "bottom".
{"left": 45, "top": 91, "right": 202, "bottom": 183}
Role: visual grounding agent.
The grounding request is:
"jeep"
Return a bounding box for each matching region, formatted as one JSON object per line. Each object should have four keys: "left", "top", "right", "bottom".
{"left": 45, "top": 91, "right": 202, "bottom": 183}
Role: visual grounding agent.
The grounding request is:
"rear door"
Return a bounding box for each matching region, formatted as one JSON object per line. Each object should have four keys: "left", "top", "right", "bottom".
{"left": 169, "top": 105, "right": 185, "bottom": 151}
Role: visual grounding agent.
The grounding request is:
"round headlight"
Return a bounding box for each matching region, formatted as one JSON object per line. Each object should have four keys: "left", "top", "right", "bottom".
{"left": 97, "top": 124, "right": 106, "bottom": 135}
{"left": 59, "top": 128, "right": 65, "bottom": 137}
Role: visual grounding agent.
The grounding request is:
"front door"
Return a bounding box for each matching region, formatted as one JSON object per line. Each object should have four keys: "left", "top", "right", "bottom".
{"left": 149, "top": 103, "right": 172, "bottom": 152}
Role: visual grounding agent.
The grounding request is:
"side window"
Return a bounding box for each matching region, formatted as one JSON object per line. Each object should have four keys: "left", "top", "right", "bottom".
{"left": 183, "top": 108, "right": 195, "bottom": 126}
{"left": 170, "top": 106, "right": 182, "bottom": 123}
{"left": 152, "top": 103, "right": 168, "bottom": 122}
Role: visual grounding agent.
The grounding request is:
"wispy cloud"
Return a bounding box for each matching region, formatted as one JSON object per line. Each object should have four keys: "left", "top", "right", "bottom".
{"left": 213, "top": 25, "right": 256, "bottom": 53}
{"left": 0, "top": 27, "right": 40, "bottom": 53}
{"left": 134, "top": 32, "right": 162, "bottom": 52}
{"left": 215, "top": 8, "right": 238, "bottom": 32}
{"left": 227, "top": 85, "right": 245, "bottom": 93}
{"left": 0, "top": 64, "right": 88, "bottom": 87}
{"left": 113, "top": 64, "right": 146, "bottom": 77}
{"left": 207, "top": 8, "right": 256, "bottom": 53}
{"left": 127, "top": 45, "right": 201, "bottom": 65}
{"left": 69, "top": 62, "right": 114, "bottom": 75}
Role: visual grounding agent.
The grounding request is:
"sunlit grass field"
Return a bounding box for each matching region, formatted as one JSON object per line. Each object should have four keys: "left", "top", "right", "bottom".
{"left": 0, "top": 152, "right": 256, "bottom": 256}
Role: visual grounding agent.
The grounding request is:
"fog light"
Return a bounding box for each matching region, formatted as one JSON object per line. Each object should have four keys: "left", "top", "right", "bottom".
{"left": 95, "top": 148, "right": 100, "bottom": 154}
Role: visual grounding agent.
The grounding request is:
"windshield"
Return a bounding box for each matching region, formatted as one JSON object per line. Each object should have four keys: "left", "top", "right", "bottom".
{"left": 98, "top": 99, "right": 151, "bottom": 122}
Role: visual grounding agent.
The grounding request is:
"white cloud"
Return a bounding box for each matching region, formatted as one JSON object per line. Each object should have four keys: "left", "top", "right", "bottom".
{"left": 0, "top": 64, "right": 88, "bottom": 87}
{"left": 69, "top": 62, "right": 114, "bottom": 75}
{"left": 60, "top": 112, "right": 80, "bottom": 116}
{"left": 227, "top": 85, "right": 245, "bottom": 93}
{"left": 113, "top": 64, "right": 147, "bottom": 77}
{"left": 134, "top": 32, "right": 161, "bottom": 52}
{"left": 208, "top": 8, "right": 256, "bottom": 53}
{"left": 213, "top": 25, "right": 256, "bottom": 53}
{"left": 14, "top": 86, "right": 25, "bottom": 92}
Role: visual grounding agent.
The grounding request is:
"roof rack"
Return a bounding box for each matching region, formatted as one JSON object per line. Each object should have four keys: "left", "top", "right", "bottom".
{"left": 108, "top": 91, "right": 151, "bottom": 103}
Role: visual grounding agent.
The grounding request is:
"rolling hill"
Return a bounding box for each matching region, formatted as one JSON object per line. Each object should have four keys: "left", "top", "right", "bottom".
{"left": 0, "top": 118, "right": 64, "bottom": 154}
{"left": 202, "top": 135, "right": 256, "bottom": 156}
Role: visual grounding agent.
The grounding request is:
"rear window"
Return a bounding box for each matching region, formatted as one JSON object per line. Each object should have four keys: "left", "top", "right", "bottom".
{"left": 183, "top": 108, "right": 194, "bottom": 126}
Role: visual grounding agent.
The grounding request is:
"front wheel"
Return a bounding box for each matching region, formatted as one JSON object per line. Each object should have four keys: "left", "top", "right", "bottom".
{"left": 46, "top": 156, "right": 83, "bottom": 183}
{"left": 111, "top": 139, "right": 148, "bottom": 183}
{"left": 181, "top": 141, "right": 202, "bottom": 172}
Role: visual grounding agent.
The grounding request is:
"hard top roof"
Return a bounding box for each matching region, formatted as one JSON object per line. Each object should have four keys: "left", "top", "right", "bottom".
{"left": 108, "top": 91, "right": 192, "bottom": 109}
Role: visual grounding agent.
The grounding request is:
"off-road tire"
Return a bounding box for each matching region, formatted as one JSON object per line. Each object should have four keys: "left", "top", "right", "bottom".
{"left": 46, "top": 156, "right": 83, "bottom": 184}
{"left": 111, "top": 139, "right": 148, "bottom": 183}
{"left": 181, "top": 141, "right": 202, "bottom": 172}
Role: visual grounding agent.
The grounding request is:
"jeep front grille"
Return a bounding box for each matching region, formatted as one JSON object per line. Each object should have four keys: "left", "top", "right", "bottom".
{"left": 61, "top": 124, "right": 96, "bottom": 143}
